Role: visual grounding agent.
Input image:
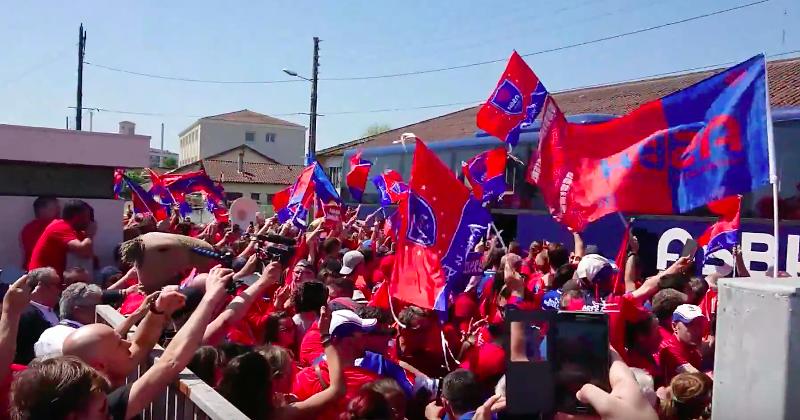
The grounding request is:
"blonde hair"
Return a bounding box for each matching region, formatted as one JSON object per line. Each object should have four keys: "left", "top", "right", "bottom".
{"left": 257, "top": 344, "right": 293, "bottom": 380}
{"left": 660, "top": 372, "right": 713, "bottom": 420}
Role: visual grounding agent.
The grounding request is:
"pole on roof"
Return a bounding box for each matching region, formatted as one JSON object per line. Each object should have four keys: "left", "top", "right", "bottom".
{"left": 307, "top": 37, "right": 320, "bottom": 165}
{"left": 76, "top": 24, "right": 86, "bottom": 131}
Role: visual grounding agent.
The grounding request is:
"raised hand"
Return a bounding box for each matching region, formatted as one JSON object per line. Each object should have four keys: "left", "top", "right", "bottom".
{"left": 205, "top": 266, "right": 235, "bottom": 299}
{"left": 3, "top": 275, "right": 32, "bottom": 315}
{"left": 154, "top": 290, "right": 187, "bottom": 316}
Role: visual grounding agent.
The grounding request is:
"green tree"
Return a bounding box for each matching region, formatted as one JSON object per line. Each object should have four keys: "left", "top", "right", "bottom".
{"left": 163, "top": 157, "right": 178, "bottom": 169}
{"left": 362, "top": 123, "right": 392, "bottom": 137}
{"left": 119, "top": 169, "right": 147, "bottom": 200}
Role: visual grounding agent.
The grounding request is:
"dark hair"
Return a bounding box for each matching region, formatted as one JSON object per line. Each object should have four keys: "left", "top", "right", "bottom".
{"left": 361, "top": 378, "right": 406, "bottom": 418}
{"left": 32, "top": 196, "right": 58, "bottom": 217}
{"left": 483, "top": 248, "right": 505, "bottom": 271}
{"left": 217, "top": 342, "right": 254, "bottom": 365}
{"left": 263, "top": 311, "right": 293, "bottom": 346}
{"left": 61, "top": 200, "right": 90, "bottom": 221}
{"left": 357, "top": 306, "right": 392, "bottom": 325}
{"left": 318, "top": 268, "right": 335, "bottom": 283}
{"left": 553, "top": 264, "right": 576, "bottom": 290}
{"left": 398, "top": 305, "right": 427, "bottom": 327}
{"left": 652, "top": 289, "right": 689, "bottom": 323}
{"left": 329, "top": 276, "right": 355, "bottom": 298}
{"left": 341, "top": 388, "right": 393, "bottom": 420}
{"left": 322, "top": 256, "right": 343, "bottom": 273}
{"left": 322, "top": 237, "right": 342, "bottom": 255}
{"left": 176, "top": 222, "right": 192, "bottom": 236}
{"left": 441, "top": 369, "right": 483, "bottom": 416}
{"left": 217, "top": 352, "right": 272, "bottom": 420}
{"left": 624, "top": 314, "right": 657, "bottom": 349}
{"left": 11, "top": 356, "right": 110, "bottom": 420}
{"left": 293, "top": 281, "right": 329, "bottom": 313}
{"left": 658, "top": 273, "right": 691, "bottom": 293}
{"left": 188, "top": 346, "right": 220, "bottom": 386}
{"left": 689, "top": 276, "right": 709, "bottom": 305}
{"left": 561, "top": 279, "right": 583, "bottom": 292}
{"left": 508, "top": 241, "right": 521, "bottom": 256}
{"left": 547, "top": 243, "right": 569, "bottom": 270}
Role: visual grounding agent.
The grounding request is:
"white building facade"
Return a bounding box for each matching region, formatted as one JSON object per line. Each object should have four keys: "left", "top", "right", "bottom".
{"left": 178, "top": 110, "right": 306, "bottom": 166}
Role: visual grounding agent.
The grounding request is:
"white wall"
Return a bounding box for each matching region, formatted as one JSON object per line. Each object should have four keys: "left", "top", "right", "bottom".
{"left": 0, "top": 197, "right": 123, "bottom": 273}
{"left": 198, "top": 121, "right": 305, "bottom": 165}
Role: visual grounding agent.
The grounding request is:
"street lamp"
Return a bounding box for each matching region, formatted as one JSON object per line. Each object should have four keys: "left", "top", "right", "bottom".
{"left": 283, "top": 37, "right": 320, "bottom": 166}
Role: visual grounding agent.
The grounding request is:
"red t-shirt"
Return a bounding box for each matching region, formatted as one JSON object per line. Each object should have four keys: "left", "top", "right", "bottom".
{"left": 293, "top": 361, "right": 379, "bottom": 419}
{"left": 659, "top": 334, "right": 702, "bottom": 384}
{"left": 20, "top": 219, "right": 52, "bottom": 268}
{"left": 28, "top": 219, "right": 79, "bottom": 275}
{"left": 299, "top": 321, "right": 323, "bottom": 367}
{"left": 626, "top": 350, "right": 663, "bottom": 387}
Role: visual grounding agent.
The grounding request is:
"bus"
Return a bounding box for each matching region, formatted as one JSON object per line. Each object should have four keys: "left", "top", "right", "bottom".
{"left": 340, "top": 108, "right": 800, "bottom": 277}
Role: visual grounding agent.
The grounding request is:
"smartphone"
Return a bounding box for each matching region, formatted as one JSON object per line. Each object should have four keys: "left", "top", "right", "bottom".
{"left": 681, "top": 238, "right": 698, "bottom": 258}
{"left": 549, "top": 311, "right": 610, "bottom": 415}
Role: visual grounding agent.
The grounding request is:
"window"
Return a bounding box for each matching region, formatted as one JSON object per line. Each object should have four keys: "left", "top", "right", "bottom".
{"left": 225, "top": 192, "right": 243, "bottom": 203}
{"left": 245, "top": 132, "right": 255, "bottom": 142}
{"left": 265, "top": 133, "right": 276, "bottom": 143}
{"left": 250, "top": 193, "right": 260, "bottom": 201}
{"left": 266, "top": 194, "right": 274, "bottom": 204}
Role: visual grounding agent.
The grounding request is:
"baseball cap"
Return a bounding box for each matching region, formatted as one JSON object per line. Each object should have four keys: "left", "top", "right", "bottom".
{"left": 295, "top": 259, "right": 313, "bottom": 270}
{"left": 330, "top": 309, "right": 377, "bottom": 338}
{"left": 672, "top": 304, "right": 704, "bottom": 324}
{"left": 575, "top": 254, "right": 618, "bottom": 283}
{"left": 460, "top": 342, "right": 506, "bottom": 382}
{"left": 340, "top": 250, "right": 365, "bottom": 275}
{"left": 352, "top": 290, "right": 368, "bottom": 304}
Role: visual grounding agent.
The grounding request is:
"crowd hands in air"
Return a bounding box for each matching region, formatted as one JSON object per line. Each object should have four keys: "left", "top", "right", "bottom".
{"left": 0, "top": 196, "right": 729, "bottom": 419}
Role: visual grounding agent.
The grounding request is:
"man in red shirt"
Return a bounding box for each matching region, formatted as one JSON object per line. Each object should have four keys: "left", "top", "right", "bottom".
{"left": 659, "top": 304, "right": 707, "bottom": 384}
{"left": 293, "top": 309, "right": 380, "bottom": 418}
{"left": 19, "top": 197, "right": 60, "bottom": 269}
{"left": 29, "top": 200, "right": 95, "bottom": 276}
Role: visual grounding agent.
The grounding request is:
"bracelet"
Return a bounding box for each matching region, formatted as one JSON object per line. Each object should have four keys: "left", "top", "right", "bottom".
{"left": 148, "top": 300, "right": 165, "bottom": 315}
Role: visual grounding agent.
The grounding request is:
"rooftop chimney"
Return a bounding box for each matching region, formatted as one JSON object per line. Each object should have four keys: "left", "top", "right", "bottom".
{"left": 118, "top": 121, "right": 136, "bottom": 135}
{"left": 237, "top": 150, "right": 244, "bottom": 173}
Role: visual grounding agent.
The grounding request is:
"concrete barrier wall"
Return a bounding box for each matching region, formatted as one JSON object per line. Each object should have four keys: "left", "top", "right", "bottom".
{"left": 713, "top": 277, "right": 800, "bottom": 419}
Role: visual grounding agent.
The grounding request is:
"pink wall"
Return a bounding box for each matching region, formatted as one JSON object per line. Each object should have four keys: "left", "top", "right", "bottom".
{"left": 0, "top": 124, "right": 149, "bottom": 167}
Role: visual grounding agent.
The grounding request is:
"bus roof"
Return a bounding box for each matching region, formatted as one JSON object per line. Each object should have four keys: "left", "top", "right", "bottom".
{"left": 344, "top": 106, "right": 800, "bottom": 158}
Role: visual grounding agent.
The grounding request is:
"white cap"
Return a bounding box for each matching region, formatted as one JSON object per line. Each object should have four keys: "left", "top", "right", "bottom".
{"left": 340, "top": 250, "right": 365, "bottom": 275}
{"left": 575, "top": 254, "right": 617, "bottom": 282}
{"left": 672, "top": 304, "right": 704, "bottom": 324}
{"left": 330, "top": 309, "right": 377, "bottom": 337}
{"left": 352, "top": 290, "right": 368, "bottom": 303}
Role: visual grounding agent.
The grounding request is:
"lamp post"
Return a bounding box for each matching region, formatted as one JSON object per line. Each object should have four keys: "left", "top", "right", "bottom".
{"left": 283, "top": 37, "right": 320, "bottom": 166}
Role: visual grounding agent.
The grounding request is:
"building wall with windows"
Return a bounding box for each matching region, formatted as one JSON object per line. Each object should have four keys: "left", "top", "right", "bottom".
{"left": 220, "top": 182, "right": 285, "bottom": 216}
{"left": 179, "top": 120, "right": 304, "bottom": 166}
{"left": 149, "top": 148, "right": 179, "bottom": 168}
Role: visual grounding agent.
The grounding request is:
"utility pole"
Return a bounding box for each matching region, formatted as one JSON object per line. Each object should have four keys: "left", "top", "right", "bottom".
{"left": 307, "top": 36, "right": 319, "bottom": 164}
{"left": 76, "top": 24, "right": 87, "bottom": 131}
{"left": 88, "top": 109, "right": 94, "bottom": 132}
{"left": 160, "top": 122, "right": 165, "bottom": 167}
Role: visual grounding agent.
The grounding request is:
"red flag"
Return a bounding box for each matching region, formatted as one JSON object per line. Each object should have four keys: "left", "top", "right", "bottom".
{"left": 697, "top": 195, "right": 741, "bottom": 258}
{"left": 611, "top": 223, "right": 632, "bottom": 295}
{"left": 346, "top": 150, "right": 372, "bottom": 202}
{"left": 391, "top": 139, "right": 491, "bottom": 312}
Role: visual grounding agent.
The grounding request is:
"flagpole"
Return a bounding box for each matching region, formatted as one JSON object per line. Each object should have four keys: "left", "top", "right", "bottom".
{"left": 764, "top": 55, "right": 780, "bottom": 276}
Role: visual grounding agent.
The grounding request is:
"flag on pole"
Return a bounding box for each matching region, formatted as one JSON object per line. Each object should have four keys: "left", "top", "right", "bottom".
{"left": 391, "top": 139, "right": 492, "bottom": 313}
{"left": 528, "top": 54, "right": 769, "bottom": 231}
{"left": 698, "top": 195, "right": 741, "bottom": 261}
{"left": 372, "top": 170, "right": 408, "bottom": 207}
{"left": 113, "top": 169, "right": 124, "bottom": 199}
{"left": 346, "top": 151, "right": 373, "bottom": 202}
{"left": 122, "top": 176, "right": 168, "bottom": 221}
{"left": 477, "top": 51, "right": 549, "bottom": 147}
{"left": 462, "top": 147, "right": 507, "bottom": 203}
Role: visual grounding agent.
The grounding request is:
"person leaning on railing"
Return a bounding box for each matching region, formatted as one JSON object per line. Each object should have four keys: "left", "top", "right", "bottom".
{"left": 10, "top": 266, "right": 235, "bottom": 420}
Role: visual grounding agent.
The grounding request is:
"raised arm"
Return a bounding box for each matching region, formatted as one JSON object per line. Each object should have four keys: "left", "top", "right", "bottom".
{"left": 624, "top": 235, "right": 640, "bottom": 292}
{"left": 0, "top": 276, "right": 31, "bottom": 385}
{"left": 114, "top": 292, "right": 158, "bottom": 338}
{"left": 572, "top": 230, "right": 585, "bottom": 259}
{"left": 202, "top": 261, "right": 281, "bottom": 345}
{"left": 128, "top": 289, "right": 187, "bottom": 364}
{"left": 630, "top": 256, "right": 692, "bottom": 302}
{"left": 66, "top": 222, "right": 96, "bottom": 258}
{"left": 126, "top": 267, "right": 231, "bottom": 419}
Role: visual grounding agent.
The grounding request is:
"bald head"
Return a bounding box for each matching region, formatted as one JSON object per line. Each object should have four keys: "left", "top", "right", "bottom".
{"left": 62, "top": 324, "right": 134, "bottom": 386}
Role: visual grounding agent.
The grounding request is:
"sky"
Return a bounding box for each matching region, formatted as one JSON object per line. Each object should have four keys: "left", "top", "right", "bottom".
{"left": 0, "top": 0, "right": 797, "bottom": 155}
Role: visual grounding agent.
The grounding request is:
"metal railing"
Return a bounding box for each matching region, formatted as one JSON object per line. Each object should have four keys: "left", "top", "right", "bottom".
{"left": 95, "top": 305, "right": 249, "bottom": 420}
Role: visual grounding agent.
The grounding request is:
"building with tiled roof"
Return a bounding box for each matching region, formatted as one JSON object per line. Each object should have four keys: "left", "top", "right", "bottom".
{"left": 318, "top": 56, "right": 800, "bottom": 160}
{"left": 178, "top": 109, "right": 306, "bottom": 167}
{"left": 170, "top": 144, "right": 304, "bottom": 214}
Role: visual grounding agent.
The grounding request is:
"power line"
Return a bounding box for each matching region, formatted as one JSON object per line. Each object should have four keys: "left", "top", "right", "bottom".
{"left": 84, "top": 0, "right": 770, "bottom": 84}
{"left": 80, "top": 48, "right": 800, "bottom": 119}
{"left": 83, "top": 62, "right": 305, "bottom": 84}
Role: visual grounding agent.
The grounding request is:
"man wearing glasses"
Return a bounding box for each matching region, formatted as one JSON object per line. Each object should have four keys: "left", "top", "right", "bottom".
{"left": 14, "top": 267, "right": 63, "bottom": 364}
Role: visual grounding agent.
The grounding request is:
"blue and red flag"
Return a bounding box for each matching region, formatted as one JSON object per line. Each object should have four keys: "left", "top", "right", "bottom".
{"left": 372, "top": 170, "right": 408, "bottom": 207}
{"left": 346, "top": 151, "right": 372, "bottom": 202}
{"left": 391, "top": 139, "right": 492, "bottom": 313}
{"left": 698, "top": 195, "right": 741, "bottom": 261}
{"left": 162, "top": 170, "right": 225, "bottom": 204}
{"left": 530, "top": 54, "right": 769, "bottom": 231}
{"left": 312, "top": 163, "right": 341, "bottom": 204}
{"left": 272, "top": 185, "right": 294, "bottom": 224}
{"left": 122, "top": 175, "right": 168, "bottom": 221}
{"left": 146, "top": 169, "right": 176, "bottom": 206}
{"left": 477, "top": 51, "right": 549, "bottom": 147}
{"left": 462, "top": 147, "right": 507, "bottom": 203}
{"left": 113, "top": 169, "right": 124, "bottom": 199}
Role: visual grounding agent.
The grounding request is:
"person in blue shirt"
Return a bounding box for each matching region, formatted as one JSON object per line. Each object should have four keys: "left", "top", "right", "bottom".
{"left": 425, "top": 369, "right": 493, "bottom": 420}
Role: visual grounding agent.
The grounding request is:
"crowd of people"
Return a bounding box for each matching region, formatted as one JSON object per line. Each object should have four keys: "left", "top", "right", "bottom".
{"left": 0, "top": 196, "right": 728, "bottom": 419}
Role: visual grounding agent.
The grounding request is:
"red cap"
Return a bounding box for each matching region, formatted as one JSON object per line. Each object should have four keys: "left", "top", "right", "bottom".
{"left": 460, "top": 342, "right": 506, "bottom": 382}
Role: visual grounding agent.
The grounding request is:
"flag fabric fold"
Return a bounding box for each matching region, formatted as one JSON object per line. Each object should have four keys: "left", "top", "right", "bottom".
{"left": 462, "top": 147, "right": 507, "bottom": 203}
{"left": 346, "top": 151, "right": 373, "bottom": 202}
{"left": 526, "top": 54, "right": 769, "bottom": 231}
{"left": 391, "top": 139, "right": 492, "bottom": 314}
{"left": 122, "top": 175, "right": 168, "bottom": 221}
{"left": 698, "top": 195, "right": 741, "bottom": 260}
{"left": 477, "top": 51, "right": 549, "bottom": 147}
{"left": 372, "top": 170, "right": 408, "bottom": 207}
